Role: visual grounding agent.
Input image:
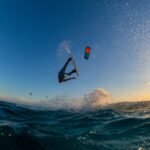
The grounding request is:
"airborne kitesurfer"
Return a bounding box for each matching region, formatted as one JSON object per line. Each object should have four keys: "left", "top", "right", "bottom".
{"left": 58, "top": 57, "right": 77, "bottom": 83}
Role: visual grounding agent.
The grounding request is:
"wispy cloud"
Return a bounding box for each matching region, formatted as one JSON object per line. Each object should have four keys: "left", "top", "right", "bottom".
{"left": 146, "top": 82, "right": 150, "bottom": 86}
{"left": 57, "top": 40, "right": 71, "bottom": 57}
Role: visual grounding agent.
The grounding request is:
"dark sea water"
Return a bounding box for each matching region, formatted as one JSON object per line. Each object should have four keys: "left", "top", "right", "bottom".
{"left": 0, "top": 100, "right": 149, "bottom": 150}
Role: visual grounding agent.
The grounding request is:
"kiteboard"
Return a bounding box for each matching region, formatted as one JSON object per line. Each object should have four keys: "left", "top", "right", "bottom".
{"left": 70, "top": 53, "right": 79, "bottom": 77}
{"left": 65, "top": 48, "right": 79, "bottom": 77}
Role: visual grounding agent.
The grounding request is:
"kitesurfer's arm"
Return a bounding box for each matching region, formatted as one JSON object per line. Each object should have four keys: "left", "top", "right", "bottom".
{"left": 63, "top": 77, "right": 76, "bottom": 82}
{"left": 65, "top": 69, "right": 77, "bottom": 76}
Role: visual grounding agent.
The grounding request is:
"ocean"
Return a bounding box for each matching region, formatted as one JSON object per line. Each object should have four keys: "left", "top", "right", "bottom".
{"left": 0, "top": 100, "right": 149, "bottom": 150}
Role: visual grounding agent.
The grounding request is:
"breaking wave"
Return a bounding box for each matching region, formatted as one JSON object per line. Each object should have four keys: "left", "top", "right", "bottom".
{"left": 0, "top": 100, "right": 149, "bottom": 150}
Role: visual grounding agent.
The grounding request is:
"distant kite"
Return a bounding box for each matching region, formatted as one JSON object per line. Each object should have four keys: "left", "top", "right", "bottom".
{"left": 29, "top": 92, "right": 32, "bottom": 96}
{"left": 84, "top": 46, "right": 91, "bottom": 60}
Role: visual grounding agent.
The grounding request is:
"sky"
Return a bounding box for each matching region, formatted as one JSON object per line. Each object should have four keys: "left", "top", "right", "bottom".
{"left": 0, "top": 0, "right": 150, "bottom": 101}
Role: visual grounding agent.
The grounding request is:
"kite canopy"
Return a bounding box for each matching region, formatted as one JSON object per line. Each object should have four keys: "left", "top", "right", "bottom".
{"left": 84, "top": 47, "right": 91, "bottom": 60}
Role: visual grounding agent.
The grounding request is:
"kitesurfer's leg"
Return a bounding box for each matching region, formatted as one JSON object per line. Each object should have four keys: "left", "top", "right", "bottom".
{"left": 66, "top": 69, "right": 77, "bottom": 76}
{"left": 63, "top": 77, "right": 76, "bottom": 82}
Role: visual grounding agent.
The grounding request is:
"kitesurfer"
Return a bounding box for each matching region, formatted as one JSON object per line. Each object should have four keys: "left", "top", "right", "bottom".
{"left": 58, "top": 57, "right": 77, "bottom": 83}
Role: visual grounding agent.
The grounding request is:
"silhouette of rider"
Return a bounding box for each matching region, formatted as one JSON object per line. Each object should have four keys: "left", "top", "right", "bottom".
{"left": 58, "top": 57, "right": 76, "bottom": 83}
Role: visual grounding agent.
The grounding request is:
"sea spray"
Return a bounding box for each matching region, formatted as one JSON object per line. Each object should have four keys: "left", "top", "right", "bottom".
{"left": 0, "top": 88, "right": 112, "bottom": 111}
{"left": 32, "top": 88, "right": 112, "bottom": 111}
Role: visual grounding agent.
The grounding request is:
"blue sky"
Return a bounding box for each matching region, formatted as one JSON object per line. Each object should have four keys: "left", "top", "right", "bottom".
{"left": 0, "top": 0, "right": 150, "bottom": 101}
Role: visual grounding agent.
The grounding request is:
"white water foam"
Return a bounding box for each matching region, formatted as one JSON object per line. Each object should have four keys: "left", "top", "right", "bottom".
{"left": 0, "top": 88, "right": 112, "bottom": 111}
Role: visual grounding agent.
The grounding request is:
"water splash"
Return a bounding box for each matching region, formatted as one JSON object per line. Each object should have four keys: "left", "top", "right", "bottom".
{"left": 36, "top": 88, "right": 112, "bottom": 111}
{"left": 58, "top": 40, "right": 71, "bottom": 57}
{"left": 0, "top": 88, "right": 112, "bottom": 111}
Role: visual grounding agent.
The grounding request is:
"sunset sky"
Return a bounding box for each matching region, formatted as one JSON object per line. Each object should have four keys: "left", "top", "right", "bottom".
{"left": 0, "top": 0, "right": 150, "bottom": 101}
